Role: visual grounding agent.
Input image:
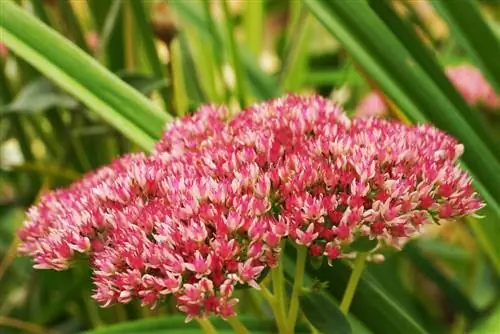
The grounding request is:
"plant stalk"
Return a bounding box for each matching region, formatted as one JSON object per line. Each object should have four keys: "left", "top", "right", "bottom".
{"left": 287, "top": 246, "right": 307, "bottom": 331}
{"left": 339, "top": 252, "right": 368, "bottom": 314}
{"left": 226, "top": 316, "right": 251, "bottom": 334}
{"left": 271, "top": 242, "right": 288, "bottom": 333}
{"left": 196, "top": 317, "right": 217, "bottom": 334}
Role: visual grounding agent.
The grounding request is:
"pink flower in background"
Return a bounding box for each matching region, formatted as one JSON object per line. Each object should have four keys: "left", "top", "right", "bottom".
{"left": 354, "top": 91, "right": 388, "bottom": 118}
{"left": 446, "top": 65, "right": 500, "bottom": 109}
{"left": 0, "top": 43, "right": 8, "bottom": 58}
{"left": 355, "top": 64, "right": 500, "bottom": 118}
{"left": 85, "top": 31, "right": 99, "bottom": 52}
{"left": 18, "top": 94, "right": 483, "bottom": 320}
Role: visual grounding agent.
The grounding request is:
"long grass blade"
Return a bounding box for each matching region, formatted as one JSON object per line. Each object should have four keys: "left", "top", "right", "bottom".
{"left": 0, "top": 2, "right": 169, "bottom": 150}
{"left": 128, "top": 0, "right": 171, "bottom": 115}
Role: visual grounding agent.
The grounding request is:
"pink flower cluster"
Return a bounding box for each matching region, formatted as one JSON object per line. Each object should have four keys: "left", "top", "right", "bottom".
{"left": 355, "top": 64, "right": 500, "bottom": 117}
{"left": 18, "top": 94, "right": 482, "bottom": 320}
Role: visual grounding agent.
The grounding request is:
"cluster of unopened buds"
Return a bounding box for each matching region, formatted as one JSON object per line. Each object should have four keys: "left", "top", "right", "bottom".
{"left": 18, "top": 94, "right": 483, "bottom": 321}
{"left": 355, "top": 64, "right": 500, "bottom": 118}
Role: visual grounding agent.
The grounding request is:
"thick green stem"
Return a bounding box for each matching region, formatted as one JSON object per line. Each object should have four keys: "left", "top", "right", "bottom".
{"left": 288, "top": 246, "right": 307, "bottom": 331}
{"left": 196, "top": 317, "right": 217, "bottom": 334}
{"left": 227, "top": 316, "right": 251, "bottom": 334}
{"left": 259, "top": 284, "right": 286, "bottom": 334}
{"left": 339, "top": 252, "right": 368, "bottom": 314}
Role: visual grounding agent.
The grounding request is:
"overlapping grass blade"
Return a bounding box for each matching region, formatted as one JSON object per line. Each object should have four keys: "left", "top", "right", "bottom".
{"left": 0, "top": 2, "right": 169, "bottom": 150}
{"left": 432, "top": 0, "right": 500, "bottom": 93}
{"left": 368, "top": 0, "right": 500, "bottom": 157}
{"left": 304, "top": 0, "right": 500, "bottom": 210}
{"left": 169, "top": 0, "right": 280, "bottom": 101}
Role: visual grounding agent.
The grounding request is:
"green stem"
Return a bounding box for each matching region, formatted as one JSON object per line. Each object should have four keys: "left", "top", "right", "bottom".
{"left": 226, "top": 316, "right": 251, "bottom": 334}
{"left": 303, "top": 314, "right": 320, "bottom": 334}
{"left": 259, "top": 284, "right": 286, "bottom": 334}
{"left": 339, "top": 252, "right": 368, "bottom": 314}
{"left": 83, "top": 294, "right": 103, "bottom": 328}
{"left": 196, "top": 317, "right": 217, "bottom": 334}
{"left": 288, "top": 246, "right": 307, "bottom": 331}
{"left": 271, "top": 242, "right": 288, "bottom": 334}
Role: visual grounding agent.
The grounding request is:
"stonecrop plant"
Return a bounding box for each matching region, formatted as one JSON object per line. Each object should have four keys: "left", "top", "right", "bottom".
{"left": 18, "top": 94, "right": 482, "bottom": 332}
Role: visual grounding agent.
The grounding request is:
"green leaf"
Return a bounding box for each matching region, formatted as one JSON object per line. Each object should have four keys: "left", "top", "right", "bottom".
{"left": 284, "top": 247, "right": 426, "bottom": 334}
{"left": 57, "top": 0, "right": 90, "bottom": 53}
{"left": 221, "top": 0, "right": 248, "bottom": 107}
{"left": 85, "top": 316, "right": 311, "bottom": 334}
{"left": 0, "top": 2, "right": 169, "bottom": 151}
{"left": 404, "top": 243, "right": 480, "bottom": 321}
{"left": 308, "top": 260, "right": 427, "bottom": 334}
{"left": 169, "top": 0, "right": 280, "bottom": 101}
{"left": 89, "top": 0, "right": 125, "bottom": 72}
{"left": 170, "top": 38, "right": 189, "bottom": 116}
{"left": 117, "top": 72, "right": 169, "bottom": 96}
{"left": 184, "top": 27, "right": 222, "bottom": 102}
{"left": 30, "top": 0, "right": 51, "bottom": 26}
{"left": 1, "top": 78, "right": 78, "bottom": 114}
{"left": 243, "top": 0, "right": 263, "bottom": 56}
{"left": 432, "top": 0, "right": 500, "bottom": 94}
{"left": 95, "top": 0, "right": 122, "bottom": 61}
{"left": 128, "top": 0, "right": 171, "bottom": 113}
{"left": 300, "top": 290, "right": 352, "bottom": 334}
{"left": 368, "top": 0, "right": 500, "bottom": 158}
{"left": 281, "top": 3, "right": 313, "bottom": 92}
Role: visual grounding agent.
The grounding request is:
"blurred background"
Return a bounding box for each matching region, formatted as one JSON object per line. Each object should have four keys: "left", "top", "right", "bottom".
{"left": 1, "top": 0, "right": 500, "bottom": 333}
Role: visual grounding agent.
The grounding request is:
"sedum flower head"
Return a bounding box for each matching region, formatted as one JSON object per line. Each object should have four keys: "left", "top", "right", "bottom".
{"left": 19, "top": 94, "right": 482, "bottom": 320}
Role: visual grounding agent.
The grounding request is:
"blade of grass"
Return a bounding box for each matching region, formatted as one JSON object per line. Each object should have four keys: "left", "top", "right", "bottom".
{"left": 280, "top": 4, "right": 312, "bottom": 92}
{"left": 432, "top": 0, "right": 500, "bottom": 93}
{"left": 368, "top": 0, "right": 500, "bottom": 162}
{"left": 170, "top": 38, "right": 189, "bottom": 116}
{"left": 30, "top": 0, "right": 51, "bottom": 26}
{"left": 57, "top": 0, "right": 90, "bottom": 53}
{"left": 24, "top": 115, "right": 59, "bottom": 158}
{"left": 123, "top": 1, "right": 137, "bottom": 72}
{"left": 178, "top": 34, "right": 205, "bottom": 105}
{"left": 0, "top": 59, "right": 39, "bottom": 190}
{"left": 304, "top": 0, "right": 500, "bottom": 205}
{"left": 244, "top": 0, "right": 263, "bottom": 57}
{"left": 366, "top": 0, "right": 500, "bottom": 274}
{"left": 128, "top": 0, "right": 171, "bottom": 115}
{"left": 85, "top": 315, "right": 310, "bottom": 334}
{"left": 404, "top": 243, "right": 480, "bottom": 321}
{"left": 0, "top": 2, "right": 169, "bottom": 151}
{"left": 221, "top": 0, "right": 248, "bottom": 107}
{"left": 170, "top": 0, "right": 280, "bottom": 101}
{"left": 95, "top": 0, "right": 122, "bottom": 60}
{"left": 88, "top": 0, "right": 125, "bottom": 72}
{"left": 185, "top": 27, "right": 221, "bottom": 102}
{"left": 304, "top": 0, "right": 425, "bottom": 122}
{"left": 365, "top": 1, "right": 500, "bottom": 279}
{"left": 200, "top": 0, "right": 227, "bottom": 102}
